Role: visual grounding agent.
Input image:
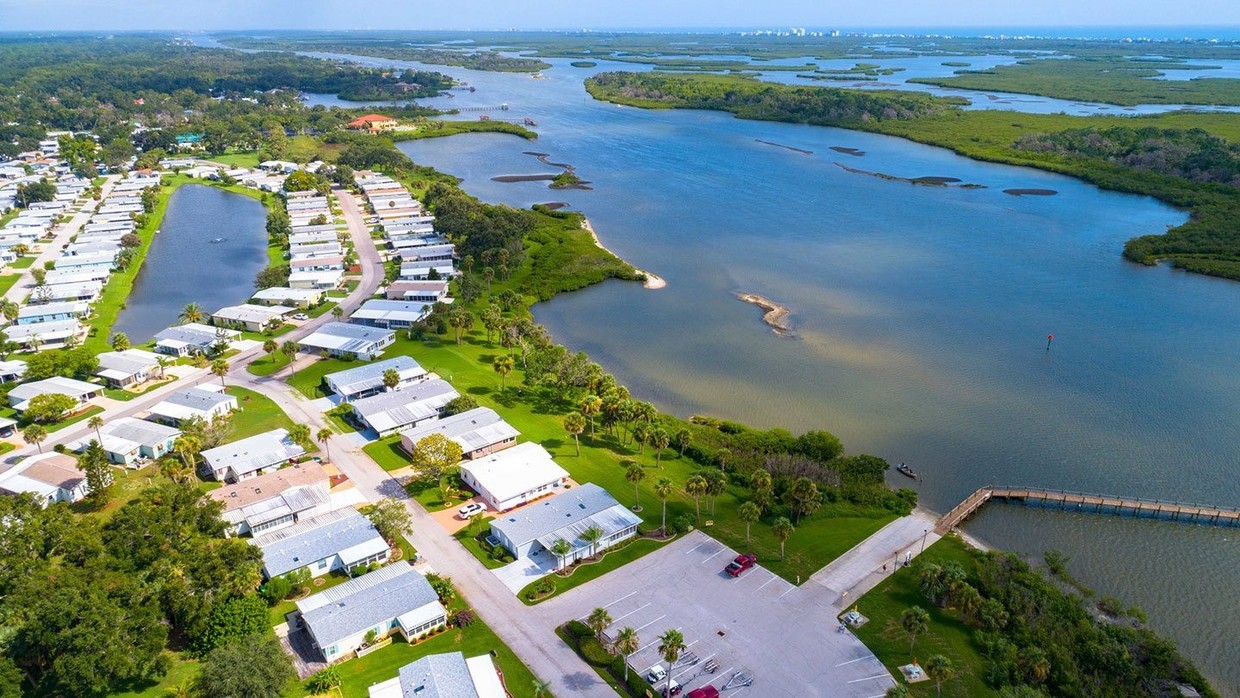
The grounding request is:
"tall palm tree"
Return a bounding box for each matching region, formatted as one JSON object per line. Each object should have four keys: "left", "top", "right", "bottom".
{"left": 317, "top": 427, "right": 334, "bottom": 462}
{"left": 493, "top": 354, "right": 513, "bottom": 390}
{"left": 564, "top": 412, "right": 586, "bottom": 456}
{"left": 656, "top": 629, "right": 686, "bottom": 698}
{"left": 87, "top": 415, "right": 104, "bottom": 444}
{"left": 654, "top": 477, "right": 673, "bottom": 536}
{"left": 610, "top": 626, "right": 641, "bottom": 682}
{"left": 0, "top": 300, "right": 18, "bottom": 324}
{"left": 580, "top": 525, "right": 604, "bottom": 559}
{"left": 924, "top": 655, "right": 955, "bottom": 698}
{"left": 22, "top": 424, "right": 47, "bottom": 454}
{"left": 738, "top": 501, "right": 761, "bottom": 549}
{"left": 625, "top": 463, "right": 646, "bottom": 511}
{"left": 281, "top": 340, "right": 299, "bottom": 377}
{"left": 579, "top": 394, "right": 602, "bottom": 437}
{"left": 171, "top": 435, "right": 199, "bottom": 481}
{"left": 262, "top": 338, "right": 278, "bottom": 365}
{"left": 531, "top": 679, "right": 551, "bottom": 698}
{"left": 900, "top": 606, "right": 930, "bottom": 657}
{"left": 586, "top": 607, "right": 612, "bottom": 643}
{"left": 179, "top": 302, "right": 204, "bottom": 324}
{"left": 210, "top": 359, "right": 229, "bottom": 387}
{"left": 650, "top": 427, "right": 670, "bottom": 467}
{"left": 331, "top": 305, "right": 344, "bottom": 319}
{"left": 702, "top": 469, "right": 726, "bottom": 516}
{"left": 684, "top": 474, "right": 707, "bottom": 521}
{"left": 771, "top": 516, "right": 794, "bottom": 561}
{"left": 749, "top": 468, "right": 773, "bottom": 512}
{"left": 549, "top": 538, "right": 572, "bottom": 572}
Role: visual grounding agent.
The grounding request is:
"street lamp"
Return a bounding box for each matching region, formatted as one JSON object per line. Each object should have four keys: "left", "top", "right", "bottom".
{"left": 920, "top": 528, "right": 928, "bottom": 554}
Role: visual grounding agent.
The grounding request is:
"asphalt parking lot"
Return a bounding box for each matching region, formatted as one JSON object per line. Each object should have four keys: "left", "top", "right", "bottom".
{"left": 542, "top": 531, "right": 897, "bottom": 697}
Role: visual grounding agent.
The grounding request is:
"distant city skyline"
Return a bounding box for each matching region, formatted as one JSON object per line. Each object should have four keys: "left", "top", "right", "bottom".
{"left": 1, "top": 0, "right": 1239, "bottom": 33}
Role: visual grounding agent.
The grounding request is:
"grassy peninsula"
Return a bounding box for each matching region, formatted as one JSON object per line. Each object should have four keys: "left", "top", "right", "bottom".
{"left": 220, "top": 35, "right": 551, "bottom": 72}
{"left": 586, "top": 71, "right": 1240, "bottom": 281}
{"left": 910, "top": 57, "right": 1240, "bottom": 107}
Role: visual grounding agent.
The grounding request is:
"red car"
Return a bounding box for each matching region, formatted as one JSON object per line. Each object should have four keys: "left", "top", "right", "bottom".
{"left": 725, "top": 553, "right": 757, "bottom": 577}
{"left": 687, "top": 687, "right": 720, "bottom": 698}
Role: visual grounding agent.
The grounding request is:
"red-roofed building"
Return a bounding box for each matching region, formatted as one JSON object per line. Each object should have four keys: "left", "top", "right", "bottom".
{"left": 346, "top": 114, "right": 399, "bottom": 132}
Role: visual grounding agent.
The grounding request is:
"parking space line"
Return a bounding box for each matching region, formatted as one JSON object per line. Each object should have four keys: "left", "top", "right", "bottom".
{"left": 754, "top": 574, "right": 780, "bottom": 592}
{"left": 834, "top": 657, "right": 868, "bottom": 667}
{"left": 684, "top": 541, "right": 708, "bottom": 555}
{"left": 848, "top": 673, "right": 895, "bottom": 684}
{"left": 634, "top": 625, "right": 680, "bottom": 653}
{"left": 633, "top": 614, "right": 667, "bottom": 634}
{"left": 601, "top": 590, "right": 637, "bottom": 610}
{"left": 611, "top": 602, "right": 651, "bottom": 624}
{"left": 700, "top": 548, "right": 729, "bottom": 564}
{"left": 777, "top": 585, "right": 798, "bottom": 599}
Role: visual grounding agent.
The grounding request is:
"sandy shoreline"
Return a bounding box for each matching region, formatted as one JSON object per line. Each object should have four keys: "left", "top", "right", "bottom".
{"left": 736, "top": 292, "right": 794, "bottom": 337}
{"left": 581, "top": 218, "right": 665, "bottom": 290}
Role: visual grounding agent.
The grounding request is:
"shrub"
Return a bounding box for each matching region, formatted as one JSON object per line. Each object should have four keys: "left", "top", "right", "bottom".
{"left": 564, "top": 620, "right": 591, "bottom": 640}
{"left": 453, "top": 610, "right": 475, "bottom": 628}
{"left": 579, "top": 637, "right": 614, "bottom": 666}
{"left": 669, "top": 514, "right": 695, "bottom": 535}
{"left": 350, "top": 565, "right": 369, "bottom": 578}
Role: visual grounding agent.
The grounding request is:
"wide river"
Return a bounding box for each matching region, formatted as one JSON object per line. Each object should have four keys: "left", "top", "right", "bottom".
{"left": 114, "top": 185, "right": 267, "bottom": 341}
{"left": 234, "top": 42, "right": 1240, "bottom": 690}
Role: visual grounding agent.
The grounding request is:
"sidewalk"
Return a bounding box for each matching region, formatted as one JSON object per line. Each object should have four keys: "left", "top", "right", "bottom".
{"left": 807, "top": 509, "right": 941, "bottom": 609}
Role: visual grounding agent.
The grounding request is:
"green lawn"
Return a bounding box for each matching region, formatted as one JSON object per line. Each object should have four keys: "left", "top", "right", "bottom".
{"left": 0, "top": 273, "right": 20, "bottom": 296}
{"left": 45, "top": 405, "right": 105, "bottom": 433}
{"left": 518, "top": 537, "right": 670, "bottom": 605}
{"left": 247, "top": 351, "right": 293, "bottom": 377}
{"left": 362, "top": 436, "right": 410, "bottom": 472}
{"left": 851, "top": 535, "right": 990, "bottom": 697}
{"left": 210, "top": 150, "right": 261, "bottom": 168}
{"left": 110, "top": 653, "right": 202, "bottom": 698}
{"left": 225, "top": 385, "right": 298, "bottom": 438}
{"left": 455, "top": 526, "right": 509, "bottom": 570}
{"left": 11, "top": 255, "right": 35, "bottom": 269}
{"left": 287, "top": 357, "right": 362, "bottom": 399}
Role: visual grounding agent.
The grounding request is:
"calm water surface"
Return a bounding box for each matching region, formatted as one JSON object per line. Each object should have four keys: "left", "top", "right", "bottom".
{"left": 205, "top": 39, "right": 1240, "bottom": 691}
{"left": 113, "top": 185, "right": 267, "bottom": 341}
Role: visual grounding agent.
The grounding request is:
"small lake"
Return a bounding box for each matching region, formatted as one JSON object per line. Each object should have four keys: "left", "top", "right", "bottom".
{"left": 113, "top": 185, "right": 268, "bottom": 342}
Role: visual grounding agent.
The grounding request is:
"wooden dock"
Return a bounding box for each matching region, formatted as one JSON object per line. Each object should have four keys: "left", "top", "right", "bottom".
{"left": 935, "top": 485, "right": 1240, "bottom": 534}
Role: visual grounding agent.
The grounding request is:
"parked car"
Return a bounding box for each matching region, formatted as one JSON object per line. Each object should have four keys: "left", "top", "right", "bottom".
{"left": 646, "top": 665, "right": 667, "bottom": 684}
{"left": 725, "top": 553, "right": 757, "bottom": 577}
{"left": 665, "top": 679, "right": 683, "bottom": 696}
{"left": 686, "top": 687, "right": 720, "bottom": 698}
{"left": 292, "top": 313, "right": 308, "bottom": 321}
{"left": 457, "top": 502, "right": 487, "bottom": 519}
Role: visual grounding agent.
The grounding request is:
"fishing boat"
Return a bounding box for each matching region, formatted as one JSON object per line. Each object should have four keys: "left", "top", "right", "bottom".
{"left": 895, "top": 463, "right": 918, "bottom": 479}
{"left": 209, "top": 237, "right": 226, "bottom": 243}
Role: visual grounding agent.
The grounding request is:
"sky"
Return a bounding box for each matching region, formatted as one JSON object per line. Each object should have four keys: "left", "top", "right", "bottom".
{"left": 1, "top": 0, "right": 1239, "bottom": 33}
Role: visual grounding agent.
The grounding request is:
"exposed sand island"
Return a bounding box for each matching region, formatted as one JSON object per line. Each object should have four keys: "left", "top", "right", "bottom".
{"left": 582, "top": 218, "right": 665, "bottom": 289}
{"left": 736, "top": 292, "right": 794, "bottom": 337}
{"left": 1003, "top": 188, "right": 1058, "bottom": 196}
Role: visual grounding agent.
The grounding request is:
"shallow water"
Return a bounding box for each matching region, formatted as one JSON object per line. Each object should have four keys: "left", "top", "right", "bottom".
{"left": 113, "top": 185, "right": 267, "bottom": 341}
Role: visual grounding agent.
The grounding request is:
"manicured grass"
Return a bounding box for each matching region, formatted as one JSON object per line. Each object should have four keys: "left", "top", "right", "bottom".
{"left": 266, "top": 572, "right": 356, "bottom": 627}
{"left": 103, "top": 379, "right": 174, "bottom": 401}
{"left": 246, "top": 351, "right": 293, "bottom": 377}
{"left": 287, "top": 356, "right": 362, "bottom": 399}
{"left": 851, "top": 535, "right": 990, "bottom": 697}
{"left": 0, "top": 443, "right": 13, "bottom": 456}
{"left": 11, "top": 255, "right": 35, "bottom": 268}
{"left": 389, "top": 120, "right": 538, "bottom": 141}
{"left": 45, "top": 405, "right": 105, "bottom": 433}
{"left": 455, "top": 526, "right": 509, "bottom": 570}
{"left": 224, "top": 385, "right": 298, "bottom": 438}
{"left": 0, "top": 273, "right": 20, "bottom": 295}
{"left": 110, "top": 653, "right": 201, "bottom": 698}
{"left": 210, "top": 150, "right": 261, "bottom": 168}
{"left": 518, "top": 537, "right": 670, "bottom": 605}
{"left": 306, "top": 300, "right": 338, "bottom": 318}
{"left": 333, "top": 595, "right": 543, "bottom": 698}
{"left": 361, "top": 436, "right": 410, "bottom": 472}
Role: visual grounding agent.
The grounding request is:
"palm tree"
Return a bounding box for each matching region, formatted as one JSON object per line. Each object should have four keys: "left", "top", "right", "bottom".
{"left": 625, "top": 463, "right": 646, "bottom": 511}
{"left": 172, "top": 435, "right": 199, "bottom": 480}
{"left": 531, "top": 679, "right": 551, "bottom": 698}
{"left": 610, "top": 626, "right": 641, "bottom": 682}
{"left": 673, "top": 428, "right": 691, "bottom": 457}
{"left": 88, "top": 415, "right": 104, "bottom": 444}
{"left": 262, "top": 338, "right": 278, "bottom": 365}
{"left": 382, "top": 368, "right": 401, "bottom": 390}
{"left": 179, "top": 302, "right": 204, "bottom": 324}
{"left": 1019, "top": 647, "right": 1051, "bottom": 684}
{"left": 956, "top": 583, "right": 983, "bottom": 626}
{"left": 580, "top": 525, "right": 604, "bottom": 559}
{"left": 586, "top": 607, "right": 612, "bottom": 643}
{"left": 702, "top": 469, "right": 726, "bottom": 516}
{"left": 924, "top": 655, "right": 955, "bottom": 698}
{"left": 684, "top": 474, "right": 707, "bottom": 521}
{"left": 884, "top": 685, "right": 910, "bottom": 698}
{"left": 22, "top": 424, "right": 47, "bottom": 454}
{"left": 281, "top": 340, "right": 299, "bottom": 377}
{"left": 715, "top": 447, "right": 731, "bottom": 472}
{"left": 649, "top": 427, "right": 670, "bottom": 467}
{"left": 738, "top": 501, "right": 761, "bottom": 549}
{"left": 331, "top": 305, "right": 344, "bottom": 319}
{"left": 1, "top": 300, "right": 19, "bottom": 324}
{"left": 656, "top": 629, "right": 686, "bottom": 698}
{"left": 749, "top": 468, "right": 773, "bottom": 512}
{"left": 482, "top": 266, "right": 495, "bottom": 293}
{"left": 210, "top": 358, "right": 229, "bottom": 387}
{"left": 579, "top": 394, "right": 602, "bottom": 437}
{"left": 654, "top": 477, "right": 673, "bottom": 536}
{"left": 564, "top": 412, "right": 586, "bottom": 456}
{"left": 493, "top": 354, "right": 513, "bottom": 390}
{"left": 771, "top": 516, "right": 794, "bottom": 561}
{"left": 918, "top": 563, "right": 946, "bottom": 606}
{"left": 899, "top": 606, "right": 930, "bottom": 657}
{"left": 317, "top": 427, "right": 334, "bottom": 462}
{"left": 549, "top": 538, "right": 572, "bottom": 572}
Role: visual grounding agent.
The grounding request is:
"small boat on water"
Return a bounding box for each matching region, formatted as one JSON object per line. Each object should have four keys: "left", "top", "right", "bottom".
{"left": 896, "top": 463, "right": 918, "bottom": 479}
{"left": 209, "top": 237, "right": 226, "bottom": 244}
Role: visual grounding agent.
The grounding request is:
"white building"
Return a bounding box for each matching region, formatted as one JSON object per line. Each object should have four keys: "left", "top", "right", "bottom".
{"left": 145, "top": 385, "right": 237, "bottom": 426}
{"left": 252, "top": 509, "right": 389, "bottom": 580}
{"left": 350, "top": 379, "right": 458, "bottom": 436}
{"left": 209, "top": 462, "right": 331, "bottom": 537}
{"left": 368, "top": 652, "right": 507, "bottom": 698}
{"left": 94, "top": 348, "right": 164, "bottom": 388}
{"left": 0, "top": 453, "right": 91, "bottom": 506}
{"left": 323, "top": 356, "right": 426, "bottom": 402}
{"left": 200, "top": 428, "right": 306, "bottom": 483}
{"left": 459, "top": 442, "right": 569, "bottom": 512}
{"left": 298, "top": 322, "right": 394, "bottom": 361}
{"left": 489, "top": 484, "right": 642, "bottom": 567}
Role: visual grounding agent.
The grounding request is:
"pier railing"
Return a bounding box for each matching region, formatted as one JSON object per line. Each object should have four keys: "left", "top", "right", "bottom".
{"left": 935, "top": 485, "right": 1240, "bottom": 533}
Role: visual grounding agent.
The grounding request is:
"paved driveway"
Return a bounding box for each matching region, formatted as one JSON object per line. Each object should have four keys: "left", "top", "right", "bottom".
{"left": 493, "top": 550, "right": 557, "bottom": 594}
{"left": 542, "top": 531, "right": 896, "bottom": 698}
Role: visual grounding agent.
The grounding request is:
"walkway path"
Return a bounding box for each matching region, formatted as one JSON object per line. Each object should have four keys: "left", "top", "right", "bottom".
{"left": 4, "top": 174, "right": 121, "bottom": 303}
{"left": 807, "top": 509, "right": 941, "bottom": 609}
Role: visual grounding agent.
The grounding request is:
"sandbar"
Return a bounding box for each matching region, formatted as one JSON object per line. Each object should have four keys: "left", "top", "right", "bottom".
{"left": 582, "top": 218, "right": 665, "bottom": 289}
{"left": 736, "top": 292, "right": 794, "bottom": 338}
{"left": 1003, "top": 188, "right": 1058, "bottom": 196}
{"left": 829, "top": 146, "right": 866, "bottom": 157}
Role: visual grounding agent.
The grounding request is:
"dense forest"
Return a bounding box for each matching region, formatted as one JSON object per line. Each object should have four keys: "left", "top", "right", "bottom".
{"left": 1015, "top": 126, "right": 1240, "bottom": 187}
{"left": 586, "top": 71, "right": 964, "bottom": 124}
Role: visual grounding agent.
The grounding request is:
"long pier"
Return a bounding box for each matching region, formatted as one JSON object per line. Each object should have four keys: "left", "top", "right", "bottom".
{"left": 935, "top": 485, "right": 1240, "bottom": 534}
